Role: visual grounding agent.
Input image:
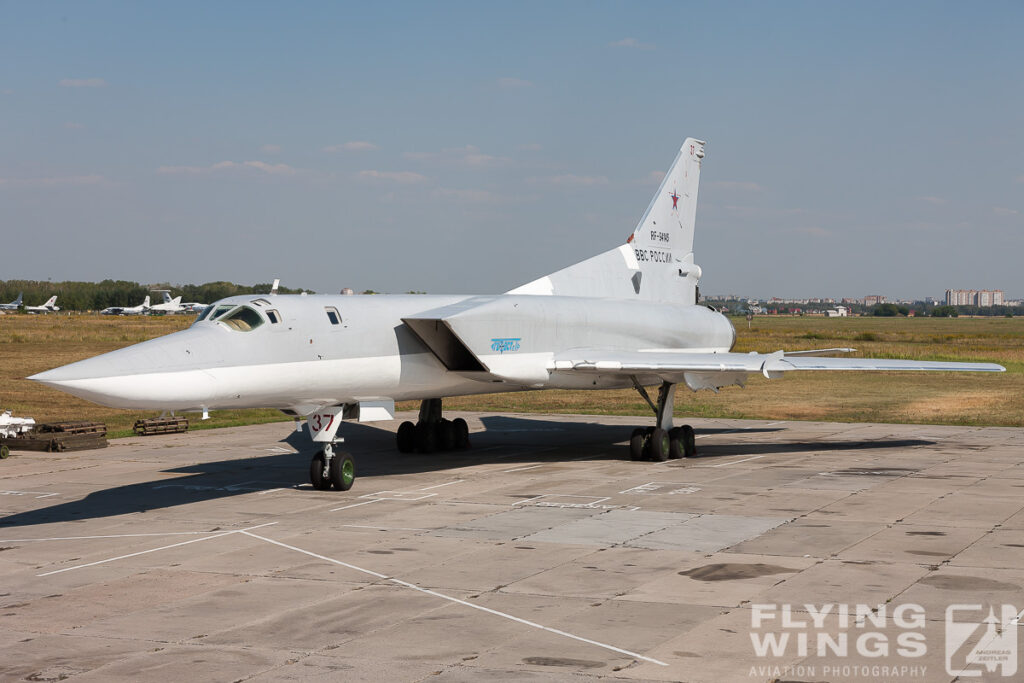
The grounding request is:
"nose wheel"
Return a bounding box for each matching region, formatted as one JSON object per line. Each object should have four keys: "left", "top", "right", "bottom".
{"left": 310, "top": 444, "right": 355, "bottom": 491}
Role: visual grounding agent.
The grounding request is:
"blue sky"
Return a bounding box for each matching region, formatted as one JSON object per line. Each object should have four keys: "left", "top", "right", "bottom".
{"left": 2, "top": 1, "right": 1021, "bottom": 299}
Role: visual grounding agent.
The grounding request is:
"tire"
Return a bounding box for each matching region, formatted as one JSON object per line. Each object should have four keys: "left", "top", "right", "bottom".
{"left": 396, "top": 421, "right": 416, "bottom": 453}
{"left": 415, "top": 421, "right": 436, "bottom": 453}
{"left": 681, "top": 424, "right": 697, "bottom": 458}
{"left": 329, "top": 452, "right": 355, "bottom": 491}
{"left": 438, "top": 420, "right": 457, "bottom": 451}
{"left": 309, "top": 451, "right": 331, "bottom": 490}
{"left": 668, "top": 427, "right": 684, "bottom": 460}
{"left": 649, "top": 428, "right": 670, "bottom": 462}
{"left": 0, "top": 444, "right": 9, "bottom": 460}
{"left": 629, "top": 428, "right": 645, "bottom": 461}
{"left": 452, "top": 417, "right": 470, "bottom": 449}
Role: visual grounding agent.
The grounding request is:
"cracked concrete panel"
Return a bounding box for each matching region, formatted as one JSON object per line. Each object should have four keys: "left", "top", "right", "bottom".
{"left": 620, "top": 551, "right": 816, "bottom": 608}
{"left": 802, "top": 488, "right": 944, "bottom": 524}
{"left": 835, "top": 524, "right": 988, "bottom": 564}
{"left": 758, "top": 559, "right": 931, "bottom": 608}
{"left": 500, "top": 546, "right": 700, "bottom": 600}
{"left": 949, "top": 528, "right": 1024, "bottom": 570}
{"left": 406, "top": 542, "right": 595, "bottom": 592}
{"left": 726, "top": 519, "right": 881, "bottom": 558}
{"left": 627, "top": 514, "right": 791, "bottom": 552}
{"left": 894, "top": 566, "right": 1024, "bottom": 619}
{"left": 430, "top": 505, "right": 599, "bottom": 541}
{"left": 900, "top": 491, "right": 1024, "bottom": 529}
{"left": 522, "top": 510, "right": 693, "bottom": 547}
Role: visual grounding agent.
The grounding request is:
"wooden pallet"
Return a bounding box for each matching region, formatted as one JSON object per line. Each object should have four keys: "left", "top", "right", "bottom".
{"left": 133, "top": 416, "right": 189, "bottom": 436}
{"left": 1, "top": 431, "right": 108, "bottom": 453}
{"left": 36, "top": 421, "right": 107, "bottom": 436}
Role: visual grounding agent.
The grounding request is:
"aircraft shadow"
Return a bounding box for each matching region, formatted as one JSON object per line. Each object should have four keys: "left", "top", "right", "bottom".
{"left": 695, "top": 438, "right": 934, "bottom": 458}
{"left": 0, "top": 416, "right": 924, "bottom": 529}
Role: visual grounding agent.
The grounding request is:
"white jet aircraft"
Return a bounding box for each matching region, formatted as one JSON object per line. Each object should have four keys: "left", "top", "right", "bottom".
{"left": 25, "top": 296, "right": 60, "bottom": 314}
{"left": 100, "top": 295, "right": 150, "bottom": 316}
{"left": 30, "top": 138, "right": 1004, "bottom": 492}
{"left": 149, "top": 291, "right": 185, "bottom": 314}
{"left": 0, "top": 292, "right": 23, "bottom": 311}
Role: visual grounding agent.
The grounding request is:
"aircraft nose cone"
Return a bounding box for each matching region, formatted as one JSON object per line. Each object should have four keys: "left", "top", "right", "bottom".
{"left": 27, "top": 328, "right": 223, "bottom": 410}
{"left": 27, "top": 366, "right": 76, "bottom": 386}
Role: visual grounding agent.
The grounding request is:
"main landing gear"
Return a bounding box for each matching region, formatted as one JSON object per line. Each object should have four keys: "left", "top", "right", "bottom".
{"left": 628, "top": 379, "right": 697, "bottom": 461}
{"left": 396, "top": 398, "right": 470, "bottom": 454}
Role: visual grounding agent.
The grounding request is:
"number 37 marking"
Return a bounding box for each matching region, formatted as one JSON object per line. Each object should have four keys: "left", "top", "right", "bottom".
{"left": 310, "top": 413, "right": 335, "bottom": 433}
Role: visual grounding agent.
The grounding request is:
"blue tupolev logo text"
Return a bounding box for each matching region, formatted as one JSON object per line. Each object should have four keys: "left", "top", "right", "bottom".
{"left": 490, "top": 338, "right": 521, "bottom": 353}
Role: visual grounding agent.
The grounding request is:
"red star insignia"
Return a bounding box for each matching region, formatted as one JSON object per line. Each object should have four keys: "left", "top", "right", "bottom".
{"left": 670, "top": 190, "right": 679, "bottom": 210}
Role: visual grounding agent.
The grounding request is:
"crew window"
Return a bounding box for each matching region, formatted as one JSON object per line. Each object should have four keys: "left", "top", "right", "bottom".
{"left": 266, "top": 309, "right": 281, "bottom": 324}
{"left": 209, "top": 304, "right": 236, "bottom": 320}
{"left": 220, "top": 306, "right": 264, "bottom": 332}
{"left": 325, "top": 306, "right": 341, "bottom": 325}
{"left": 251, "top": 298, "right": 271, "bottom": 307}
{"left": 195, "top": 306, "right": 213, "bottom": 322}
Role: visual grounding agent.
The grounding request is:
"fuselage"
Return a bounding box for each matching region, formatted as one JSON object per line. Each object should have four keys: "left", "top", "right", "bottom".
{"left": 30, "top": 293, "right": 737, "bottom": 414}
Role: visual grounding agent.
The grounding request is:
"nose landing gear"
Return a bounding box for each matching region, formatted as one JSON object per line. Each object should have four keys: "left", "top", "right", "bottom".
{"left": 310, "top": 443, "right": 355, "bottom": 491}
{"left": 306, "top": 406, "right": 356, "bottom": 491}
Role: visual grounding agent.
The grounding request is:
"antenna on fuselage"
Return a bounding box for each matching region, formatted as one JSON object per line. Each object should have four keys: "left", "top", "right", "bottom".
{"left": 270, "top": 278, "right": 280, "bottom": 295}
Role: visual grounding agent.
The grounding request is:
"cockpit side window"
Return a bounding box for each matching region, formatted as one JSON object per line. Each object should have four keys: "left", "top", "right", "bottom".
{"left": 195, "top": 306, "right": 213, "bottom": 322}
{"left": 266, "top": 309, "right": 281, "bottom": 324}
{"left": 210, "top": 304, "right": 236, "bottom": 320}
{"left": 325, "top": 306, "right": 341, "bottom": 325}
{"left": 220, "top": 306, "right": 265, "bottom": 332}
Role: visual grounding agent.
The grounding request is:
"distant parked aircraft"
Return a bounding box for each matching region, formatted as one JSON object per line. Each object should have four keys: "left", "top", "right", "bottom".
{"left": 25, "top": 296, "right": 60, "bottom": 314}
{"left": 149, "top": 292, "right": 185, "bottom": 314}
{"left": 100, "top": 295, "right": 150, "bottom": 316}
{"left": 181, "top": 302, "right": 209, "bottom": 314}
{"left": 0, "top": 292, "right": 23, "bottom": 311}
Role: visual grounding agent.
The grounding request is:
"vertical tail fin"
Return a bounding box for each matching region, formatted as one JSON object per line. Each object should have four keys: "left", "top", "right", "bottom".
{"left": 509, "top": 138, "right": 705, "bottom": 304}
{"left": 626, "top": 137, "right": 705, "bottom": 304}
{"left": 629, "top": 138, "right": 704, "bottom": 259}
{"left": 142, "top": 296, "right": 151, "bottom": 309}
{"left": 44, "top": 296, "right": 57, "bottom": 308}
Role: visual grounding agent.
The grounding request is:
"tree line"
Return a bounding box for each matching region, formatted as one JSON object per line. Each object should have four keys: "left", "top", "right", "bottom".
{"left": 0, "top": 279, "right": 312, "bottom": 312}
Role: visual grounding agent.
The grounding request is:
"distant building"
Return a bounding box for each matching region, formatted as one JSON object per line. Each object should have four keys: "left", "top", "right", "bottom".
{"left": 863, "top": 295, "right": 886, "bottom": 306}
{"left": 945, "top": 289, "right": 1003, "bottom": 306}
{"left": 825, "top": 306, "right": 849, "bottom": 318}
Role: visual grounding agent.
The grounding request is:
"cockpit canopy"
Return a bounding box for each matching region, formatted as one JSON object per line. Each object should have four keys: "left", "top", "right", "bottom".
{"left": 194, "top": 298, "right": 281, "bottom": 331}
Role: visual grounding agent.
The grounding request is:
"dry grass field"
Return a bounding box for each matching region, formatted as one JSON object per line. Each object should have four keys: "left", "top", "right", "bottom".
{"left": 0, "top": 314, "right": 288, "bottom": 438}
{"left": 1, "top": 312, "right": 1021, "bottom": 438}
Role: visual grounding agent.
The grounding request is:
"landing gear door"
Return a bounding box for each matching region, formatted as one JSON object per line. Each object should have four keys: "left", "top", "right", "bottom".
{"left": 307, "top": 405, "right": 345, "bottom": 443}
